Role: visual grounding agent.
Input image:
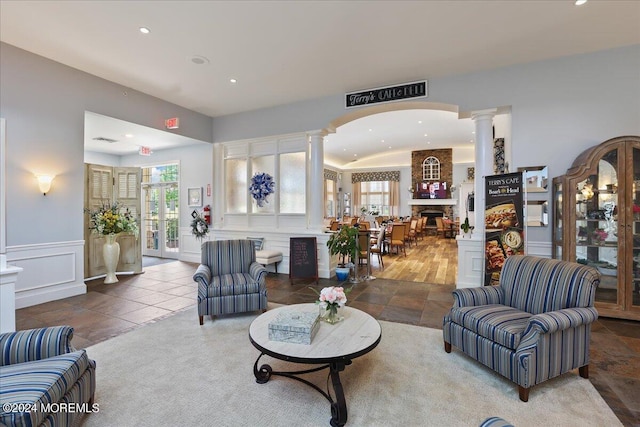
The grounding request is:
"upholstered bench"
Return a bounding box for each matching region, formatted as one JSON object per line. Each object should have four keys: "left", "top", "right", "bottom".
{"left": 247, "top": 237, "right": 283, "bottom": 273}
{"left": 255, "top": 249, "right": 283, "bottom": 273}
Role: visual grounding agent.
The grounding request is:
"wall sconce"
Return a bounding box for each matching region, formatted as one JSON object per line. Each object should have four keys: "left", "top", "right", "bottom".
{"left": 36, "top": 174, "right": 54, "bottom": 195}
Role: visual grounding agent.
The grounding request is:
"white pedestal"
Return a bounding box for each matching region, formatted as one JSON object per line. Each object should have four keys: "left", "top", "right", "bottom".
{"left": 0, "top": 254, "right": 22, "bottom": 333}
{"left": 455, "top": 235, "right": 483, "bottom": 289}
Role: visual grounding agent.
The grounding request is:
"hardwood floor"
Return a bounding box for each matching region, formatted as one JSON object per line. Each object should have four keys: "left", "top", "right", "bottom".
{"left": 13, "top": 239, "right": 640, "bottom": 425}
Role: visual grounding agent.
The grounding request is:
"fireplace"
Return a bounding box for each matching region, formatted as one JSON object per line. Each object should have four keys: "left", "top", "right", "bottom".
{"left": 419, "top": 209, "right": 444, "bottom": 226}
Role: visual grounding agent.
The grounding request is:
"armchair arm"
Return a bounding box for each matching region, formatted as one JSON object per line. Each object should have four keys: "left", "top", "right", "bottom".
{"left": 249, "top": 262, "right": 268, "bottom": 286}
{"left": 193, "top": 264, "right": 211, "bottom": 286}
{"left": 523, "top": 307, "right": 599, "bottom": 336}
{"left": 0, "top": 326, "right": 74, "bottom": 366}
{"left": 452, "top": 285, "right": 504, "bottom": 308}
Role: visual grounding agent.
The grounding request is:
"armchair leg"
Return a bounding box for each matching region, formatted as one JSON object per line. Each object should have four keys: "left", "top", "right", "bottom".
{"left": 199, "top": 315, "right": 203, "bottom": 325}
{"left": 518, "top": 386, "right": 530, "bottom": 402}
{"left": 444, "top": 341, "right": 451, "bottom": 353}
{"left": 579, "top": 365, "right": 589, "bottom": 379}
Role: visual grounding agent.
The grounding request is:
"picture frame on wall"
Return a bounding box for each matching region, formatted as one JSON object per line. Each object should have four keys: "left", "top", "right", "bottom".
{"left": 188, "top": 187, "right": 203, "bottom": 207}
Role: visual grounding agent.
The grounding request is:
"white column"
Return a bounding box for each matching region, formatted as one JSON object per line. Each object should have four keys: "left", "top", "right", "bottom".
{"left": 471, "top": 109, "right": 497, "bottom": 236}
{"left": 308, "top": 131, "right": 325, "bottom": 231}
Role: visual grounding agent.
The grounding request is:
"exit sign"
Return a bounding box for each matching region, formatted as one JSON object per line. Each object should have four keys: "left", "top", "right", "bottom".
{"left": 139, "top": 146, "right": 152, "bottom": 156}
{"left": 165, "top": 117, "right": 179, "bottom": 129}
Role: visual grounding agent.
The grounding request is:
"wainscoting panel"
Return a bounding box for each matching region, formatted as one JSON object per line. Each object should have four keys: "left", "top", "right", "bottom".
{"left": 6, "top": 240, "right": 86, "bottom": 308}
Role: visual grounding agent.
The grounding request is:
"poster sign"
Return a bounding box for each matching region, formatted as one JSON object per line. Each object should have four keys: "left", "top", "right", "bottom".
{"left": 345, "top": 80, "right": 427, "bottom": 109}
{"left": 484, "top": 172, "right": 524, "bottom": 286}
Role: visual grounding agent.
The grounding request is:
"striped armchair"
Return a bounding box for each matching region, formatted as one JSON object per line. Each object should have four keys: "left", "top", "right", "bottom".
{"left": 0, "top": 326, "right": 96, "bottom": 426}
{"left": 443, "top": 255, "right": 600, "bottom": 402}
{"left": 193, "top": 239, "right": 268, "bottom": 325}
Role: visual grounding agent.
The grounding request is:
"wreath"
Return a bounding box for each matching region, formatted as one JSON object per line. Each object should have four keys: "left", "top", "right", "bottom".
{"left": 249, "top": 172, "right": 275, "bottom": 207}
{"left": 190, "top": 214, "right": 209, "bottom": 241}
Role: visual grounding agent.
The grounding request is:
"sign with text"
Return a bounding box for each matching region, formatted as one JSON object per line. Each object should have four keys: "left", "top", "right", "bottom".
{"left": 345, "top": 80, "right": 427, "bottom": 109}
{"left": 484, "top": 172, "right": 525, "bottom": 286}
{"left": 289, "top": 237, "right": 318, "bottom": 285}
{"left": 165, "top": 117, "right": 179, "bottom": 129}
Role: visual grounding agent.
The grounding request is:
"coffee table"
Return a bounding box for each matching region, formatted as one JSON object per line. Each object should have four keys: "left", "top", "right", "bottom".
{"left": 249, "top": 303, "right": 382, "bottom": 427}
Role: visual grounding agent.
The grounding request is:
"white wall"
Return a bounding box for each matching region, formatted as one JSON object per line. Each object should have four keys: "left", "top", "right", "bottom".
{"left": 1, "top": 42, "right": 213, "bottom": 307}
{"left": 84, "top": 151, "right": 121, "bottom": 167}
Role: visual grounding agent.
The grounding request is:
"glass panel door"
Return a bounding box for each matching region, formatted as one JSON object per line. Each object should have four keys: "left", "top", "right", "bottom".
{"left": 142, "top": 183, "right": 179, "bottom": 259}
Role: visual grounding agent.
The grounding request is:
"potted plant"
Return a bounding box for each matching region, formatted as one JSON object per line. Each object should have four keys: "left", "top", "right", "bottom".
{"left": 326, "top": 225, "right": 360, "bottom": 281}
{"left": 460, "top": 217, "right": 474, "bottom": 237}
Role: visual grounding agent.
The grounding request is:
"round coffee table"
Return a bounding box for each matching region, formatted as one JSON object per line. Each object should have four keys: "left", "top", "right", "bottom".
{"left": 249, "top": 303, "right": 381, "bottom": 427}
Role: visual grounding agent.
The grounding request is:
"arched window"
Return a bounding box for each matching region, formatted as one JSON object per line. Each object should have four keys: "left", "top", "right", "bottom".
{"left": 422, "top": 156, "right": 440, "bottom": 181}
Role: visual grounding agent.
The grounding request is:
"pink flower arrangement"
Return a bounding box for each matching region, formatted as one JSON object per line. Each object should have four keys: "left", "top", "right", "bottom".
{"left": 317, "top": 286, "right": 347, "bottom": 309}
{"left": 593, "top": 228, "right": 608, "bottom": 243}
{"left": 634, "top": 204, "right": 640, "bottom": 214}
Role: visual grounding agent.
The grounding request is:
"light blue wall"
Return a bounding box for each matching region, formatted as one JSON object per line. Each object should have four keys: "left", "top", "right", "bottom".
{"left": 0, "top": 43, "right": 213, "bottom": 246}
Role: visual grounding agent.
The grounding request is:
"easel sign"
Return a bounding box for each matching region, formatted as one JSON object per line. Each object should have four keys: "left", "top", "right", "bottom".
{"left": 289, "top": 237, "right": 318, "bottom": 285}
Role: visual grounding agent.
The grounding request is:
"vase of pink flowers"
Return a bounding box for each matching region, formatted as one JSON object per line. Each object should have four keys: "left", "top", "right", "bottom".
{"left": 310, "top": 286, "right": 348, "bottom": 324}
{"left": 592, "top": 228, "right": 608, "bottom": 245}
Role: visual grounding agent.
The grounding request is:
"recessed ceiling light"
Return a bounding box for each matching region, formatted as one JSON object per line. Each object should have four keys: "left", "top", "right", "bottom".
{"left": 427, "top": 141, "right": 431, "bottom": 144}
{"left": 368, "top": 129, "right": 372, "bottom": 132}
{"left": 139, "top": 27, "right": 150, "bottom": 34}
{"left": 189, "top": 55, "right": 210, "bottom": 65}
{"left": 418, "top": 120, "right": 422, "bottom": 124}
{"left": 575, "top": 0, "right": 587, "bottom": 5}
{"left": 230, "top": 78, "right": 237, "bottom": 83}
{"left": 381, "top": 139, "right": 384, "bottom": 143}
{"left": 343, "top": 148, "right": 347, "bottom": 151}
{"left": 125, "top": 134, "right": 133, "bottom": 138}
{"left": 388, "top": 146, "right": 392, "bottom": 149}
{"left": 471, "top": 131, "right": 475, "bottom": 134}
{"left": 354, "top": 154, "right": 357, "bottom": 157}
{"left": 424, "top": 133, "right": 428, "bottom": 137}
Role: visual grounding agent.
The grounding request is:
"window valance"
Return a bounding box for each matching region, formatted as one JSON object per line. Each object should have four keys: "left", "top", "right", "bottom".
{"left": 324, "top": 169, "right": 338, "bottom": 181}
{"left": 352, "top": 171, "right": 400, "bottom": 183}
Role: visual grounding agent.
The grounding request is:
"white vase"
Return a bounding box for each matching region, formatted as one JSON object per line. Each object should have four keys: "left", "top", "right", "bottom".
{"left": 103, "top": 234, "right": 120, "bottom": 284}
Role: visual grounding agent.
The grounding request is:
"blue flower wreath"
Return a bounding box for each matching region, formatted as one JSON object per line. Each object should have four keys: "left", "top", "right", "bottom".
{"left": 249, "top": 172, "right": 275, "bottom": 207}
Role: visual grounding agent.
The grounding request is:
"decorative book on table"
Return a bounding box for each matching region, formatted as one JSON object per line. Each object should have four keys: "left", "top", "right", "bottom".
{"left": 268, "top": 311, "right": 320, "bottom": 345}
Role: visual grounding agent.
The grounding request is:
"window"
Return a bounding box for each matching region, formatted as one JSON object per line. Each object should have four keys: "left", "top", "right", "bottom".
{"left": 325, "top": 178, "right": 336, "bottom": 217}
{"left": 357, "top": 181, "right": 398, "bottom": 216}
{"left": 279, "top": 152, "right": 306, "bottom": 213}
{"left": 422, "top": 156, "right": 440, "bottom": 181}
{"left": 225, "top": 158, "right": 247, "bottom": 213}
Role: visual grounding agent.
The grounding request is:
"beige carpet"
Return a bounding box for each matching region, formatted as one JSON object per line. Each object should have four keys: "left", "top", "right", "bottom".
{"left": 82, "top": 304, "right": 621, "bottom": 427}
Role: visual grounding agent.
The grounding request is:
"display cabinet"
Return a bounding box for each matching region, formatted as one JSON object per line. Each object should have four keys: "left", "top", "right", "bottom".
{"left": 553, "top": 136, "right": 640, "bottom": 320}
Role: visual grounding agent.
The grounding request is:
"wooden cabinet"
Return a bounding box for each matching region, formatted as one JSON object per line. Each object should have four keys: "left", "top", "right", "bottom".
{"left": 553, "top": 136, "right": 640, "bottom": 320}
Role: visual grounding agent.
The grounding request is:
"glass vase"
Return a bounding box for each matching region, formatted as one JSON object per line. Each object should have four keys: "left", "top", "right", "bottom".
{"left": 320, "top": 304, "right": 344, "bottom": 324}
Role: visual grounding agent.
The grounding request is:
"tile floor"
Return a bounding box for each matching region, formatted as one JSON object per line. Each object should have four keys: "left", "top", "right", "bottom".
{"left": 15, "top": 261, "right": 640, "bottom": 426}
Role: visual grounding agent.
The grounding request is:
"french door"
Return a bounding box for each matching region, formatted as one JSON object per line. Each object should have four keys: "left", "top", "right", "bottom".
{"left": 142, "top": 183, "right": 179, "bottom": 259}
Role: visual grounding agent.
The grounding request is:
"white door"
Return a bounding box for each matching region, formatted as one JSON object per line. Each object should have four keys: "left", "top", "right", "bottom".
{"left": 142, "top": 183, "right": 179, "bottom": 259}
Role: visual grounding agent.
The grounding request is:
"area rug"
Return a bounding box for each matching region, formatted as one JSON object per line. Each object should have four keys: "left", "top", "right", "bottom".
{"left": 82, "top": 305, "right": 621, "bottom": 427}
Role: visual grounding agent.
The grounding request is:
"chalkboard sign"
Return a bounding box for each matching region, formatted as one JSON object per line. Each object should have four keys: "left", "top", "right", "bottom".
{"left": 289, "top": 237, "right": 318, "bottom": 285}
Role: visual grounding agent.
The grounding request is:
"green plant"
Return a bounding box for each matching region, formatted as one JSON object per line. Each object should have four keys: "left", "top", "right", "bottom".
{"left": 326, "top": 225, "right": 360, "bottom": 267}
{"left": 461, "top": 217, "right": 474, "bottom": 234}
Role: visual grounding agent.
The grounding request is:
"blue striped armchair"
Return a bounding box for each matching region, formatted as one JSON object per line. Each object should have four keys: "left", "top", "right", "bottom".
{"left": 193, "top": 239, "right": 268, "bottom": 325}
{"left": 443, "top": 255, "right": 600, "bottom": 402}
{"left": 0, "top": 326, "right": 96, "bottom": 426}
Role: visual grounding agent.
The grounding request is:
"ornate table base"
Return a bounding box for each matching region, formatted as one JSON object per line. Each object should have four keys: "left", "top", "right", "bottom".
{"left": 253, "top": 353, "right": 350, "bottom": 427}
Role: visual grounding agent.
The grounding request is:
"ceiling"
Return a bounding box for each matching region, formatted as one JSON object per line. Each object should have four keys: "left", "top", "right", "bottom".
{"left": 2, "top": 1, "right": 639, "bottom": 167}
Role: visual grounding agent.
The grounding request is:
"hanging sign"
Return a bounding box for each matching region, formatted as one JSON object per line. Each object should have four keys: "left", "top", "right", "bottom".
{"left": 484, "top": 172, "right": 525, "bottom": 286}
{"left": 165, "top": 117, "right": 179, "bottom": 129}
{"left": 345, "top": 80, "right": 427, "bottom": 109}
{"left": 139, "top": 146, "right": 152, "bottom": 156}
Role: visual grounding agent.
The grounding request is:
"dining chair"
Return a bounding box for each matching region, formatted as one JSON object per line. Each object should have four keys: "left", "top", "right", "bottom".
{"left": 389, "top": 223, "right": 406, "bottom": 256}
{"left": 370, "top": 228, "right": 384, "bottom": 269}
{"left": 408, "top": 219, "right": 418, "bottom": 245}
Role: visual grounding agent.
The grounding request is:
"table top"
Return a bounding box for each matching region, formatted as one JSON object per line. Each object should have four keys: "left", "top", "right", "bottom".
{"left": 249, "top": 304, "right": 381, "bottom": 364}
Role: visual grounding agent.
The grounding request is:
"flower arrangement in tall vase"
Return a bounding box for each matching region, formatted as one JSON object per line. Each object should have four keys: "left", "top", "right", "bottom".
{"left": 85, "top": 201, "right": 138, "bottom": 284}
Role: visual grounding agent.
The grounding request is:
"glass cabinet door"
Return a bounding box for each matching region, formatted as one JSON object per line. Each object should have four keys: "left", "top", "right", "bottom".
{"left": 632, "top": 146, "right": 640, "bottom": 308}
{"left": 552, "top": 180, "right": 563, "bottom": 260}
{"left": 576, "top": 148, "right": 619, "bottom": 305}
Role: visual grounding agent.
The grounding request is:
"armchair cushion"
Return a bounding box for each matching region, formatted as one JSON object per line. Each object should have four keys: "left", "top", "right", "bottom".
{"left": 207, "top": 273, "right": 264, "bottom": 297}
{"left": 449, "top": 304, "right": 531, "bottom": 350}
